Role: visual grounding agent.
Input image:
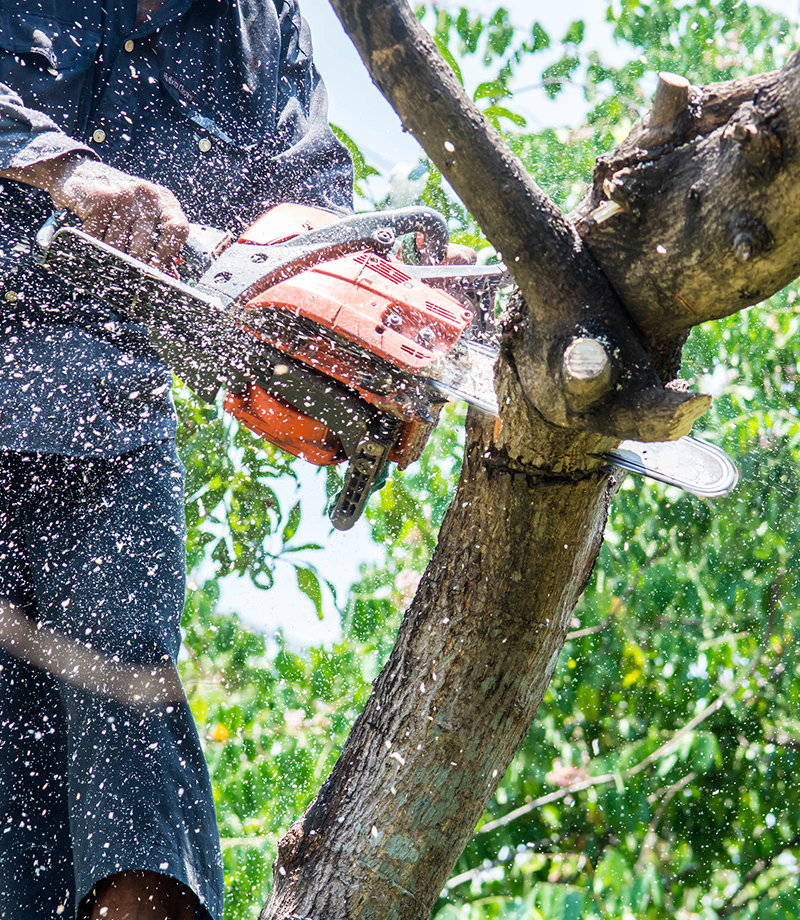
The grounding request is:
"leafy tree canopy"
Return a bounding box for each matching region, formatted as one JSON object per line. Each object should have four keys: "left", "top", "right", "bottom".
{"left": 176, "top": 3, "right": 800, "bottom": 918}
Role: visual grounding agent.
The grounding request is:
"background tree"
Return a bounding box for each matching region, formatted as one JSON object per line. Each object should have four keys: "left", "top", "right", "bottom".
{"left": 176, "top": 2, "right": 800, "bottom": 918}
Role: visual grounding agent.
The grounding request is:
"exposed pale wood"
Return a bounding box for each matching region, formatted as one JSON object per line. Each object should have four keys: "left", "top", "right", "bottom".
{"left": 646, "top": 72, "right": 692, "bottom": 145}
{"left": 562, "top": 336, "right": 613, "bottom": 405}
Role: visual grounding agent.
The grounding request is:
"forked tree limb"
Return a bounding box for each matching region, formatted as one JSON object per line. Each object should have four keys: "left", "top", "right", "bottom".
{"left": 574, "top": 58, "right": 800, "bottom": 373}
{"left": 261, "top": 6, "right": 800, "bottom": 920}
{"left": 324, "top": 0, "right": 708, "bottom": 445}
{"left": 263, "top": 415, "right": 614, "bottom": 920}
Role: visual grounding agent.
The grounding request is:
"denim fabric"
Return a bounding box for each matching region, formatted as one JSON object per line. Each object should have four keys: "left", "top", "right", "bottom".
{"left": 0, "top": 0, "right": 353, "bottom": 455}
{"left": 0, "top": 442, "right": 224, "bottom": 920}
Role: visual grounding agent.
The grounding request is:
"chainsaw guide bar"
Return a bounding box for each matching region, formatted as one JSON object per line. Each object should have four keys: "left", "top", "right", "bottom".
{"left": 42, "top": 206, "right": 739, "bottom": 529}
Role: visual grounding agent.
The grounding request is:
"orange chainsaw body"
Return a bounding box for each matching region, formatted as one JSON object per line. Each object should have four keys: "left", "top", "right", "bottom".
{"left": 224, "top": 204, "right": 472, "bottom": 469}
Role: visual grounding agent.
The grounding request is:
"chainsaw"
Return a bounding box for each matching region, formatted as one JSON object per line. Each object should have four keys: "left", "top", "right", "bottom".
{"left": 38, "top": 204, "right": 738, "bottom": 530}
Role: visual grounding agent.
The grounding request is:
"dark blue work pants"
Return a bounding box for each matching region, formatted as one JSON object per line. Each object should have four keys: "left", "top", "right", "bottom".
{"left": 0, "top": 442, "right": 223, "bottom": 919}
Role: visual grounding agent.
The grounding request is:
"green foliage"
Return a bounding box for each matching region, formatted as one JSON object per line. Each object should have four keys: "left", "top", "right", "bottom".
{"left": 330, "top": 124, "right": 381, "bottom": 201}
{"left": 175, "top": 386, "right": 329, "bottom": 597}
{"left": 175, "top": 1, "right": 800, "bottom": 918}
{"left": 180, "top": 581, "right": 384, "bottom": 919}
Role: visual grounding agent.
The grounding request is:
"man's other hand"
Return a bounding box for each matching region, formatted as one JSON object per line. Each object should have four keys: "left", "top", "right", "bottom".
{"left": 3, "top": 153, "right": 189, "bottom": 272}
{"left": 441, "top": 243, "right": 478, "bottom": 265}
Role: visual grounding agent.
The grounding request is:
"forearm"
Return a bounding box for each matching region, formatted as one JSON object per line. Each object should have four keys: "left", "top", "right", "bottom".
{"left": 0, "top": 82, "right": 95, "bottom": 177}
{"left": 0, "top": 151, "right": 85, "bottom": 198}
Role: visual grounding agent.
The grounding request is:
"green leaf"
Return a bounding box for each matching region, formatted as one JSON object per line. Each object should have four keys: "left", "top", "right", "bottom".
{"left": 541, "top": 55, "right": 580, "bottom": 99}
{"left": 435, "top": 39, "right": 464, "bottom": 85}
{"left": 594, "top": 849, "right": 631, "bottom": 895}
{"left": 282, "top": 501, "right": 301, "bottom": 544}
{"left": 486, "top": 8, "right": 514, "bottom": 60}
{"left": 484, "top": 105, "right": 527, "bottom": 128}
{"left": 474, "top": 79, "right": 510, "bottom": 101}
{"left": 531, "top": 21, "right": 550, "bottom": 52}
{"left": 296, "top": 566, "right": 324, "bottom": 620}
{"left": 330, "top": 125, "right": 380, "bottom": 179}
{"left": 563, "top": 19, "right": 586, "bottom": 46}
{"left": 455, "top": 7, "right": 483, "bottom": 54}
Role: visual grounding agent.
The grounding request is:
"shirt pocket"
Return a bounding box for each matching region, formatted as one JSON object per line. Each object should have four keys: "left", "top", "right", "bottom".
{"left": 0, "top": 9, "right": 100, "bottom": 130}
{"left": 159, "top": 72, "right": 261, "bottom": 155}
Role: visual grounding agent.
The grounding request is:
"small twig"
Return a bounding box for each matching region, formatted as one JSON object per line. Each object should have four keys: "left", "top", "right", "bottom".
{"left": 445, "top": 846, "right": 582, "bottom": 891}
{"left": 479, "top": 570, "right": 784, "bottom": 836}
{"left": 717, "top": 829, "right": 800, "bottom": 917}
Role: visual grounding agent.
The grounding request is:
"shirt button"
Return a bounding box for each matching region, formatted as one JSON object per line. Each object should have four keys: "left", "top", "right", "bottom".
{"left": 198, "top": 138, "right": 212, "bottom": 153}
{"left": 124, "top": 39, "right": 135, "bottom": 52}
{"left": 92, "top": 129, "right": 106, "bottom": 144}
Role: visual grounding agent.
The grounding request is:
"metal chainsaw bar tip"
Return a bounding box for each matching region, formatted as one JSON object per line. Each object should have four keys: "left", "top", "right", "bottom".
{"left": 605, "top": 437, "right": 739, "bottom": 498}
{"left": 421, "top": 334, "right": 739, "bottom": 499}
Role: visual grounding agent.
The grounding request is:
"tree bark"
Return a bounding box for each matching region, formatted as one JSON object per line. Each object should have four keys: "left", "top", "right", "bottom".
{"left": 573, "top": 60, "right": 800, "bottom": 374}
{"left": 262, "top": 4, "right": 800, "bottom": 919}
{"left": 265, "top": 414, "right": 613, "bottom": 920}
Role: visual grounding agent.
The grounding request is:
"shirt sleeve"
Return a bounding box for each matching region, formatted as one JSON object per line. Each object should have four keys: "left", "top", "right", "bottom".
{"left": 259, "top": 0, "right": 354, "bottom": 214}
{"left": 0, "top": 81, "right": 96, "bottom": 171}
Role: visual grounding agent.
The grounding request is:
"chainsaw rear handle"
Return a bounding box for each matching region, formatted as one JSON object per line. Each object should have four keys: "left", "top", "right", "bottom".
{"left": 240, "top": 205, "right": 450, "bottom": 267}
{"left": 35, "top": 209, "right": 228, "bottom": 281}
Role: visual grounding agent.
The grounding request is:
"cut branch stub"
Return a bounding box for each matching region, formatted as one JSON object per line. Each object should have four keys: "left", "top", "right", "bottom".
{"left": 328, "top": 0, "right": 710, "bottom": 444}
{"left": 561, "top": 336, "right": 613, "bottom": 405}
{"left": 645, "top": 72, "right": 692, "bottom": 146}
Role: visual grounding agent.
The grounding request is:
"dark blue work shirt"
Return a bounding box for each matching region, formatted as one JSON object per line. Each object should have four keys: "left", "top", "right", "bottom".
{"left": 0, "top": 0, "right": 353, "bottom": 456}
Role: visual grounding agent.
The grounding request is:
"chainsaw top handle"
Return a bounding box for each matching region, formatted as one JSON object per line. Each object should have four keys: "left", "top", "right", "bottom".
{"left": 195, "top": 206, "right": 451, "bottom": 310}
{"left": 37, "top": 204, "right": 450, "bottom": 290}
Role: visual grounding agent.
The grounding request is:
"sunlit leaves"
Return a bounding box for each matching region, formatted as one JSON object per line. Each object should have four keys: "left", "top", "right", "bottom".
{"left": 541, "top": 55, "right": 580, "bottom": 100}
{"left": 295, "top": 566, "right": 325, "bottom": 620}
{"left": 178, "top": 1, "right": 800, "bottom": 918}
{"left": 330, "top": 125, "right": 380, "bottom": 201}
{"left": 181, "top": 584, "right": 375, "bottom": 919}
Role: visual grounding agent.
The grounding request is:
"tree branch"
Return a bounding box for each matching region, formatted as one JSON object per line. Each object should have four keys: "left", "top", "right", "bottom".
{"left": 326, "top": 0, "right": 709, "bottom": 443}
{"left": 717, "top": 834, "right": 800, "bottom": 918}
{"left": 574, "top": 55, "right": 800, "bottom": 372}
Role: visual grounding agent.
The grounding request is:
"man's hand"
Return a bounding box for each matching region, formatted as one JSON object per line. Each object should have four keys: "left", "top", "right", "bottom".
{"left": 49, "top": 155, "right": 189, "bottom": 271}
{"left": 441, "top": 243, "right": 478, "bottom": 265}
{"left": 2, "top": 153, "right": 189, "bottom": 271}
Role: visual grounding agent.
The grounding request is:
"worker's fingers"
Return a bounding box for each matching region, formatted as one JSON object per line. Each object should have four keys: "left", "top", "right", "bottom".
{"left": 151, "top": 210, "right": 190, "bottom": 273}
{"left": 441, "top": 243, "right": 478, "bottom": 265}
{"left": 126, "top": 198, "right": 162, "bottom": 264}
{"left": 80, "top": 205, "right": 115, "bottom": 243}
{"left": 103, "top": 202, "right": 139, "bottom": 255}
{"left": 47, "top": 157, "right": 189, "bottom": 270}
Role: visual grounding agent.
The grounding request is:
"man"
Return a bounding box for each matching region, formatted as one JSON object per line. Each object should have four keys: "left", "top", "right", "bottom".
{"left": 0, "top": 0, "right": 352, "bottom": 917}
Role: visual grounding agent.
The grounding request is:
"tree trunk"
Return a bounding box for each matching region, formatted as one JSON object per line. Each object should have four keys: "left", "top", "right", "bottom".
{"left": 265, "top": 415, "right": 613, "bottom": 920}
{"left": 262, "top": 3, "right": 800, "bottom": 917}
